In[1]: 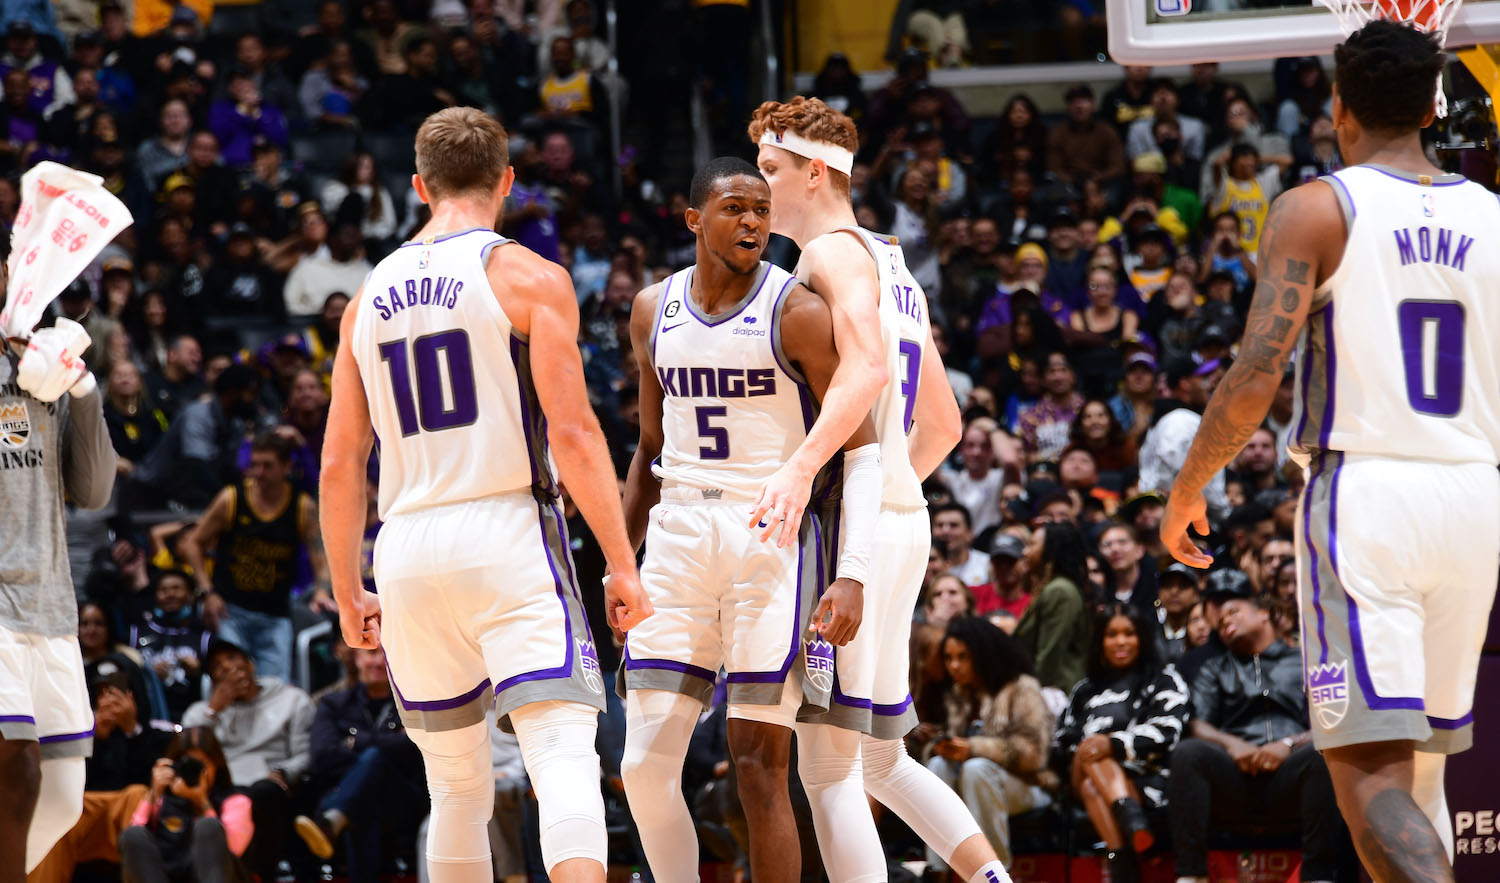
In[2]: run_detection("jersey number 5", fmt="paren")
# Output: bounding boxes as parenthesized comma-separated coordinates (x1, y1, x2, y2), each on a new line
(1397, 300, 1465, 418)
(379, 330, 480, 436)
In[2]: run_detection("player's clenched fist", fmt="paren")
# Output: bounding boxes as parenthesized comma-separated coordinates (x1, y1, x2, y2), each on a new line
(17, 318, 96, 402)
(604, 571, 653, 636)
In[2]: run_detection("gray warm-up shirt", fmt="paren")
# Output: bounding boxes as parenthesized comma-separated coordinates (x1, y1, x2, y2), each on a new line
(0, 348, 118, 637)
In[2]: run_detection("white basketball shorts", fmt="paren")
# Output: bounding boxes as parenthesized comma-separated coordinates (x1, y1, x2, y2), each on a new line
(622, 485, 823, 718)
(0, 626, 93, 758)
(1298, 452, 1499, 754)
(799, 504, 929, 739)
(374, 492, 605, 734)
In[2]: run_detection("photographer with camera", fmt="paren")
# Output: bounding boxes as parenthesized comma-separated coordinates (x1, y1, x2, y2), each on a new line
(120, 727, 252, 883)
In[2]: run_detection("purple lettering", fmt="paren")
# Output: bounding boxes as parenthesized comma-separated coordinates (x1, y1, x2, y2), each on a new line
(718, 367, 745, 397)
(404, 279, 419, 306)
(419, 277, 433, 305)
(1394, 229, 1416, 265)
(1452, 235, 1474, 271)
(689, 367, 716, 397)
(657, 366, 678, 396)
(1435, 228, 1452, 267)
(374, 296, 391, 320)
(387, 286, 404, 313)
(746, 368, 776, 396)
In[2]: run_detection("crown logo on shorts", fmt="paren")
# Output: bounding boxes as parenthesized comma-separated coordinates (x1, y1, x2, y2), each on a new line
(700, 488, 723, 500)
(1307, 662, 1346, 689)
(804, 636, 835, 693)
(0, 403, 25, 422)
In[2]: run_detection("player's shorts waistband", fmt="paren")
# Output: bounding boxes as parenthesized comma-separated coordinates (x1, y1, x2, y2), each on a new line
(384, 488, 538, 521)
(660, 483, 755, 505)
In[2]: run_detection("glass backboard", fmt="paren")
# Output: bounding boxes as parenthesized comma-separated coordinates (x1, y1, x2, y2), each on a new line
(1106, 0, 1500, 64)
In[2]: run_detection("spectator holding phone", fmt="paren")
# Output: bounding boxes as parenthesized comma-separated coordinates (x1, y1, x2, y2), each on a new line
(120, 727, 253, 883)
(925, 616, 1056, 871)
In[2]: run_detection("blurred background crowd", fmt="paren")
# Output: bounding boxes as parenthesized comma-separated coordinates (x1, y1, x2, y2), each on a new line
(9, 0, 1407, 881)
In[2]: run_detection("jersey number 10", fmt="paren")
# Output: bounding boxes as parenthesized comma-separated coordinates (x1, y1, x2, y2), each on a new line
(1397, 300, 1465, 418)
(379, 330, 480, 436)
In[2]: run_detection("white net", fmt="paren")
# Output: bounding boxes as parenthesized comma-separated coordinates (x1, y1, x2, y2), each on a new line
(1314, 0, 1465, 115)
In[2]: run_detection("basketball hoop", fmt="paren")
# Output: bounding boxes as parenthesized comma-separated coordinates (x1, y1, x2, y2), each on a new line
(1315, 0, 1465, 116)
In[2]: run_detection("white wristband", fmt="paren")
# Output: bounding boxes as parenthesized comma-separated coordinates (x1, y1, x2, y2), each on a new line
(836, 443, 882, 586)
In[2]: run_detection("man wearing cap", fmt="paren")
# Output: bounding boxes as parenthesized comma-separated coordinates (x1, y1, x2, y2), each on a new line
(1110, 349, 1159, 441)
(0, 20, 73, 117)
(1046, 84, 1126, 188)
(1169, 590, 1341, 883)
(1126, 80, 1205, 162)
(1138, 357, 1230, 522)
(984, 534, 1031, 624)
(1156, 562, 1200, 662)
(1043, 209, 1089, 307)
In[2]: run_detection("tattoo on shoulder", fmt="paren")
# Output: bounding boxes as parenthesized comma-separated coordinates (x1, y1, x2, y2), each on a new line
(1283, 259, 1311, 285)
(1280, 287, 1300, 312)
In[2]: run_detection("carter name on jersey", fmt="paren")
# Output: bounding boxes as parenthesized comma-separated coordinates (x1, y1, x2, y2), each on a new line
(370, 275, 466, 320)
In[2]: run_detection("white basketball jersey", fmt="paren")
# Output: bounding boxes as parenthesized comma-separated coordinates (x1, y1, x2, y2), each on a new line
(352, 228, 554, 519)
(649, 262, 809, 500)
(834, 226, 928, 507)
(1290, 165, 1500, 466)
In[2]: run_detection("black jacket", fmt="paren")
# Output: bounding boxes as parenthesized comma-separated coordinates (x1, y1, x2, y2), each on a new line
(1190, 638, 1307, 745)
(309, 684, 423, 785)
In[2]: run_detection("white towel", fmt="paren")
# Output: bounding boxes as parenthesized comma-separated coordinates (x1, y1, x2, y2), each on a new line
(0, 161, 134, 340)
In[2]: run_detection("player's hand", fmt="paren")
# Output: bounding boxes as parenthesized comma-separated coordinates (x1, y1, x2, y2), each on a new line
(1161, 487, 1213, 568)
(338, 589, 382, 650)
(604, 570, 653, 637)
(1077, 734, 1114, 764)
(810, 577, 863, 646)
(749, 462, 812, 548)
(938, 737, 972, 762)
(16, 318, 95, 403)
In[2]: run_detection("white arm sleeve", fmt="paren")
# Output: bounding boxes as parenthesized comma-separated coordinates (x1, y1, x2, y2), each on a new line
(836, 443, 882, 586)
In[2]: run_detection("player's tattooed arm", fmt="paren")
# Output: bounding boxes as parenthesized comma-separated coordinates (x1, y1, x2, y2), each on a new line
(1172, 184, 1338, 496)
(1353, 788, 1454, 883)
(622, 282, 667, 552)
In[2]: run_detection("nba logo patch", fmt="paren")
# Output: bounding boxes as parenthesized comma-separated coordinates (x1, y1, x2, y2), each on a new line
(1307, 661, 1349, 729)
(0, 402, 30, 449)
(418, 249, 431, 269)
(1422, 194, 1436, 217)
(1155, 0, 1191, 14)
(577, 638, 603, 693)
(804, 637, 835, 693)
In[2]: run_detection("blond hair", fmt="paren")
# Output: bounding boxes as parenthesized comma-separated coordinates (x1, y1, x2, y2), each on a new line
(747, 96, 858, 200)
(414, 107, 509, 201)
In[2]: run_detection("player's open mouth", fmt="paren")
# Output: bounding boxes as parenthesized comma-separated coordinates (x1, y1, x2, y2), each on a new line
(736, 238, 760, 250)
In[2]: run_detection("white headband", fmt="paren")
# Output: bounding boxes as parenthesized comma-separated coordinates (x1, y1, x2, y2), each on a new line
(758, 129, 854, 176)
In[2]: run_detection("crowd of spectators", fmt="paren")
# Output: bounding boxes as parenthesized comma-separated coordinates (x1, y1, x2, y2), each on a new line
(9, 0, 1396, 880)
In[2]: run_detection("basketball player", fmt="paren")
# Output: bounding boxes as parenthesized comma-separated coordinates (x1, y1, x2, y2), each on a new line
(618, 156, 882, 883)
(752, 97, 1013, 883)
(0, 316, 117, 880)
(1161, 22, 1499, 883)
(320, 107, 651, 883)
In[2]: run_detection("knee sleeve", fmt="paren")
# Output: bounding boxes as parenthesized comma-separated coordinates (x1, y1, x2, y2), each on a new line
(1412, 751, 1452, 862)
(510, 700, 606, 873)
(794, 722, 885, 883)
(408, 721, 494, 876)
(862, 736, 981, 862)
(26, 756, 85, 873)
(621, 690, 700, 883)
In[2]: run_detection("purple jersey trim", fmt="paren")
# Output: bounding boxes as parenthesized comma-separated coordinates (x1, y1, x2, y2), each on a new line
(623, 654, 716, 683)
(510, 334, 543, 491)
(1303, 454, 1330, 666)
(390, 673, 492, 712)
(725, 512, 809, 685)
(1365, 165, 1467, 187)
(398, 227, 491, 248)
(768, 274, 805, 384)
(684, 263, 771, 328)
(1428, 712, 1474, 730)
(1293, 332, 1314, 448)
(872, 696, 914, 716)
(648, 271, 677, 365)
(0, 714, 37, 724)
(1317, 305, 1337, 449)
(1331, 452, 1424, 711)
(38, 729, 94, 744)
(494, 499, 578, 694)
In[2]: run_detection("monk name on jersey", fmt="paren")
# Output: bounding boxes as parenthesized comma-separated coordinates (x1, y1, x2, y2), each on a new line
(656, 366, 777, 399)
(369, 275, 466, 319)
(1392, 226, 1475, 271)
